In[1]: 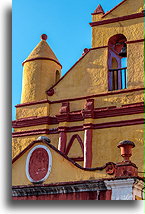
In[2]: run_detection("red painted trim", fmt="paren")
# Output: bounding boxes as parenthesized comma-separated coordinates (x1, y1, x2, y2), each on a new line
(126, 39, 144, 44)
(12, 118, 144, 138)
(15, 99, 50, 108)
(65, 134, 84, 156)
(12, 128, 58, 138)
(12, 116, 58, 128)
(50, 88, 144, 104)
(12, 191, 98, 200)
(22, 57, 62, 68)
(90, 12, 144, 27)
(91, 118, 144, 129)
(93, 102, 144, 119)
(102, 0, 127, 18)
(70, 157, 84, 161)
(89, 46, 108, 51)
(91, 12, 104, 15)
(105, 190, 112, 200)
(13, 102, 144, 128)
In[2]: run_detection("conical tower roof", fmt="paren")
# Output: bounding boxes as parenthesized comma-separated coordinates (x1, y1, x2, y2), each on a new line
(93, 4, 104, 14)
(22, 34, 62, 68)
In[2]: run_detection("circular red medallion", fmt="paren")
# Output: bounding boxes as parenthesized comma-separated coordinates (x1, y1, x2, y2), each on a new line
(28, 148, 49, 181)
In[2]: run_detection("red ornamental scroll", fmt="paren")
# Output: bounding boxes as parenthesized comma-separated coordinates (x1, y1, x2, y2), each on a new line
(29, 148, 49, 181)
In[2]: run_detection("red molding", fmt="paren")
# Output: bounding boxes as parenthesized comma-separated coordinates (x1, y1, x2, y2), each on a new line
(22, 57, 62, 68)
(50, 88, 144, 104)
(16, 87, 144, 108)
(15, 99, 50, 108)
(12, 118, 144, 138)
(70, 157, 84, 162)
(102, 0, 127, 18)
(93, 102, 144, 119)
(12, 128, 58, 138)
(126, 39, 144, 44)
(89, 46, 108, 51)
(12, 116, 58, 128)
(12, 102, 144, 128)
(92, 118, 144, 129)
(89, 12, 144, 27)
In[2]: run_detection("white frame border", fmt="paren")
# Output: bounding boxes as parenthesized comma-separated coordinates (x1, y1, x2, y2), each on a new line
(25, 145, 52, 183)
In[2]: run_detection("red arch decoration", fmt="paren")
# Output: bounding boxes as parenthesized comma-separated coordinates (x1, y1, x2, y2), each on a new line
(65, 134, 84, 161)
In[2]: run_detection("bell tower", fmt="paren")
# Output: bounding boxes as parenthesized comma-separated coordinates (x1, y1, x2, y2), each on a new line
(21, 34, 62, 103)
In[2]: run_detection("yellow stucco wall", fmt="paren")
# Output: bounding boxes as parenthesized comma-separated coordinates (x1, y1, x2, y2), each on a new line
(92, 18, 143, 48)
(16, 103, 50, 119)
(92, 124, 144, 172)
(49, 48, 108, 101)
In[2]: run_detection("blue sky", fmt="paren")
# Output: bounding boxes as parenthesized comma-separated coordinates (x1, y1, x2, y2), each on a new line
(12, 0, 122, 120)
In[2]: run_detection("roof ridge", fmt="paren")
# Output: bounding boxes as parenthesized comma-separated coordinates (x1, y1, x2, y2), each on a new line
(102, 0, 127, 18)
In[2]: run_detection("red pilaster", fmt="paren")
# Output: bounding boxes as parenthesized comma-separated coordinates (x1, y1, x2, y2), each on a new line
(83, 124, 92, 168)
(56, 102, 70, 153)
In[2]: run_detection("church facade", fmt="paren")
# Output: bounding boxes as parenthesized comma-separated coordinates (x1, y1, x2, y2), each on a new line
(12, 0, 145, 200)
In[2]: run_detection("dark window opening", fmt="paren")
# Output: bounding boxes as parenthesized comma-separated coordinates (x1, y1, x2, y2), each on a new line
(55, 70, 60, 83)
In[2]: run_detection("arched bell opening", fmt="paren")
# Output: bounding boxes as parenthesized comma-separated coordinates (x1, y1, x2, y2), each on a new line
(108, 34, 127, 91)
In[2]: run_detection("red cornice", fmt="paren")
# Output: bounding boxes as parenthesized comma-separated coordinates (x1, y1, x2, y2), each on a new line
(12, 116, 58, 128)
(102, 0, 127, 18)
(15, 99, 50, 108)
(89, 46, 108, 51)
(12, 129, 50, 138)
(50, 88, 144, 104)
(22, 57, 62, 68)
(91, 118, 144, 129)
(15, 88, 144, 108)
(89, 12, 144, 27)
(12, 102, 144, 128)
(12, 118, 144, 138)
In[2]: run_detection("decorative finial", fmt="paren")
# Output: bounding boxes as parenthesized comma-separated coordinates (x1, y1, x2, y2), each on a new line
(40, 34, 48, 41)
(117, 140, 135, 162)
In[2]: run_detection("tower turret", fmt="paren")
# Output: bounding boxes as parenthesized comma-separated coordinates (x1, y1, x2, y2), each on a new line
(21, 34, 62, 103)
